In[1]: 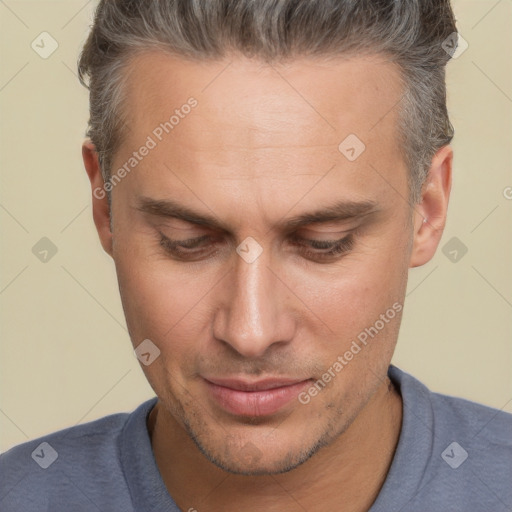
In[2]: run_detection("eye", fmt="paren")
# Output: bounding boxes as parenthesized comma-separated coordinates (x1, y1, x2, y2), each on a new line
(159, 232, 355, 263)
(159, 234, 217, 260)
(289, 234, 354, 261)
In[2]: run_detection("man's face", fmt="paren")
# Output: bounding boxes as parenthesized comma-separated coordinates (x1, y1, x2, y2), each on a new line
(108, 52, 414, 474)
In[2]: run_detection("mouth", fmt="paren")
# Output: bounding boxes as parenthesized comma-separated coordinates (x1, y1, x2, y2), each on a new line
(203, 376, 313, 417)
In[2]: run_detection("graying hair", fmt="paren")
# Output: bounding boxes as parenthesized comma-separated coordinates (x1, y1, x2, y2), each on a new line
(78, 0, 457, 203)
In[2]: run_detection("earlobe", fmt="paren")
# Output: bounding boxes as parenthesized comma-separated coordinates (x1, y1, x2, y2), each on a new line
(82, 141, 114, 257)
(409, 145, 453, 268)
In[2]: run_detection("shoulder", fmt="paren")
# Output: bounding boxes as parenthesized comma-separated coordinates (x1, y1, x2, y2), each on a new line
(428, 386, 512, 489)
(386, 365, 512, 510)
(0, 399, 156, 512)
(431, 387, 512, 445)
(1, 408, 129, 470)
(390, 364, 512, 446)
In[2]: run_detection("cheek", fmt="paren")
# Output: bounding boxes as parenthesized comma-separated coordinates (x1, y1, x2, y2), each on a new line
(114, 242, 205, 347)
(115, 255, 212, 394)
(290, 235, 409, 375)
(301, 248, 407, 330)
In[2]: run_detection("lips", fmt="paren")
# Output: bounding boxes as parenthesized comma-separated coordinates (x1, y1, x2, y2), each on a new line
(203, 376, 312, 417)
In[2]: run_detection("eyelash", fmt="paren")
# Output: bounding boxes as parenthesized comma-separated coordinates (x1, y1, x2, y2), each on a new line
(290, 234, 354, 260)
(159, 233, 355, 262)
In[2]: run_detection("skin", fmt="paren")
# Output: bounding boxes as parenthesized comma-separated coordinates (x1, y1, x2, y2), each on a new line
(83, 51, 452, 511)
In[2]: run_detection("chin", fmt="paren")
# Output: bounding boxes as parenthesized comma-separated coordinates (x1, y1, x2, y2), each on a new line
(184, 418, 335, 476)
(199, 445, 317, 476)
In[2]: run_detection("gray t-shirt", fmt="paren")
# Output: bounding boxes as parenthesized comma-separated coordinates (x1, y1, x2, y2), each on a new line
(1, 365, 511, 511)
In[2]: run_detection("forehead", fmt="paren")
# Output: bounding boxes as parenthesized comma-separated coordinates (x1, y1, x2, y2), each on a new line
(114, 51, 408, 221)
(121, 51, 404, 154)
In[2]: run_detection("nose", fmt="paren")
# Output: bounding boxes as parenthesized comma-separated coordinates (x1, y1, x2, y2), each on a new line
(212, 241, 295, 358)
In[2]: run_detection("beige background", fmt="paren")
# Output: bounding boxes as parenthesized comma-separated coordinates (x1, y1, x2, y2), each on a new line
(1, 0, 511, 453)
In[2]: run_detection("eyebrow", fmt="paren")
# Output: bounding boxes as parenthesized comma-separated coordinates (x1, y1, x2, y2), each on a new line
(135, 196, 379, 232)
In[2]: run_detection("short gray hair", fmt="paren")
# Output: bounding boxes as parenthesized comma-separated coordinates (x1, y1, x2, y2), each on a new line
(78, 0, 457, 203)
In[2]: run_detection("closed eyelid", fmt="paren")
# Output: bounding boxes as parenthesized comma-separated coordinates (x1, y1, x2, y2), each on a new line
(292, 230, 352, 241)
(159, 231, 352, 246)
(159, 231, 356, 257)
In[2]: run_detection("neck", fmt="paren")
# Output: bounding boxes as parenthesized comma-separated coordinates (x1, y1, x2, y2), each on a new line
(148, 377, 402, 512)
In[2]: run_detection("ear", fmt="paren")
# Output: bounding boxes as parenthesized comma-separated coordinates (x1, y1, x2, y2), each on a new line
(409, 145, 453, 268)
(82, 141, 114, 257)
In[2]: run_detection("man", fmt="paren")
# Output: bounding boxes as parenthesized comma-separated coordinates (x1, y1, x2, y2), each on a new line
(1, 0, 511, 510)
